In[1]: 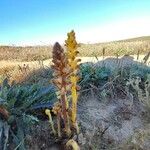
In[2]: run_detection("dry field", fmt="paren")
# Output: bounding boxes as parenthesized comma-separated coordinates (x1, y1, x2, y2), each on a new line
(0, 36, 150, 61)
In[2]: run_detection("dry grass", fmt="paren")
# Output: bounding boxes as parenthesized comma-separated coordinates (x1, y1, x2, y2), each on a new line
(78, 40, 150, 57)
(0, 45, 52, 61)
(0, 36, 150, 61)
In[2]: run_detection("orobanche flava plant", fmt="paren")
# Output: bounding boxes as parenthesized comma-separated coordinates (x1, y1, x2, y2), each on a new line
(65, 30, 81, 131)
(51, 42, 71, 136)
(45, 30, 80, 139)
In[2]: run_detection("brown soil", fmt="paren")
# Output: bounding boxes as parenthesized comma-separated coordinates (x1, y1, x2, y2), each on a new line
(22, 92, 150, 150)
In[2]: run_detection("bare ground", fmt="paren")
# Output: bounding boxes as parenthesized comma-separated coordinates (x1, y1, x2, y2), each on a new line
(24, 93, 150, 150)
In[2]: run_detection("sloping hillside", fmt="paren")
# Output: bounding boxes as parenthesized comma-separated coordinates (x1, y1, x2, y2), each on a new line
(0, 36, 150, 61)
(116, 36, 150, 42)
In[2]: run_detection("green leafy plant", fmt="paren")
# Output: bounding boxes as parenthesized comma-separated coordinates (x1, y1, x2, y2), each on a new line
(79, 64, 112, 89)
(0, 78, 56, 150)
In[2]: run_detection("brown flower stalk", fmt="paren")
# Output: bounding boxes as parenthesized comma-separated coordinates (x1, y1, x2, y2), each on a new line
(51, 42, 71, 135)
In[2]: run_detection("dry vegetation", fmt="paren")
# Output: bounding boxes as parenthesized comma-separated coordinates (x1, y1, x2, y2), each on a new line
(0, 36, 150, 61)
(0, 45, 52, 61)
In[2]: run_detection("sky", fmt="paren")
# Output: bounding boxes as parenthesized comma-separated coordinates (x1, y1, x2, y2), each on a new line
(0, 0, 150, 45)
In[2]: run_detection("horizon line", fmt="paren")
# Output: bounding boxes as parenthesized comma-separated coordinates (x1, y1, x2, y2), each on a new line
(0, 35, 150, 47)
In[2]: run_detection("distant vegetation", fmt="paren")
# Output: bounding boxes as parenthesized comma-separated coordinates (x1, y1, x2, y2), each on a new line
(0, 36, 150, 61)
(116, 36, 150, 42)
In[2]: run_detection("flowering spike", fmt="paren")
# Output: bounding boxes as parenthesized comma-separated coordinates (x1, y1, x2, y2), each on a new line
(65, 30, 80, 131)
(51, 42, 71, 136)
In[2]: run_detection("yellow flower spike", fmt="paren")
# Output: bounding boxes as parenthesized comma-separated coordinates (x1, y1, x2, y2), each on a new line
(65, 30, 81, 131)
(45, 109, 56, 135)
(69, 61, 78, 70)
(71, 76, 78, 83)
